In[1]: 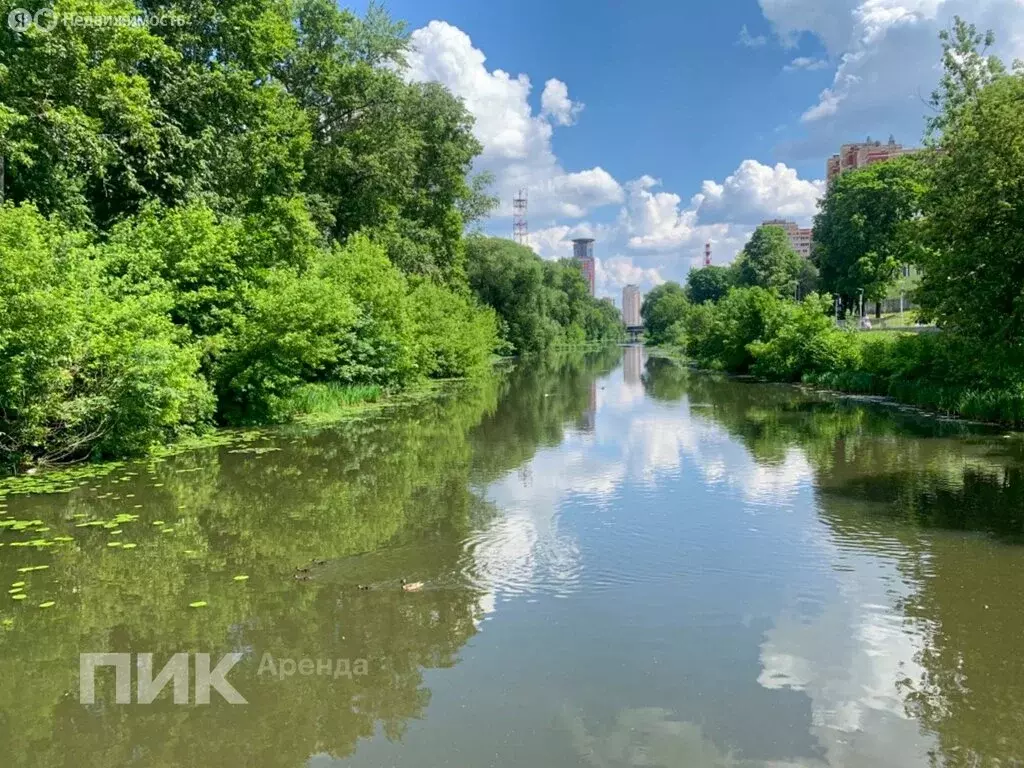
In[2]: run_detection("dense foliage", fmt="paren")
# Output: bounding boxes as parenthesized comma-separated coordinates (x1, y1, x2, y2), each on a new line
(0, 1, 621, 469)
(734, 225, 803, 294)
(686, 265, 736, 305)
(917, 66, 1024, 353)
(466, 237, 625, 353)
(813, 156, 930, 314)
(640, 282, 689, 346)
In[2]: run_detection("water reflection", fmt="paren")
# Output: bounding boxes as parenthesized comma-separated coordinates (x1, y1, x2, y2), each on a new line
(2, 348, 1024, 767)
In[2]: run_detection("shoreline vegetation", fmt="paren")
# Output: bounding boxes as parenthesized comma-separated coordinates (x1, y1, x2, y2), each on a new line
(0, 2, 624, 474)
(0, 345, 619, 494)
(641, 19, 1024, 429)
(646, 345, 1023, 430)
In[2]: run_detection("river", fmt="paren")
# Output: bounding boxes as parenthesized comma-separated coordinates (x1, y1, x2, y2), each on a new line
(1, 346, 1023, 767)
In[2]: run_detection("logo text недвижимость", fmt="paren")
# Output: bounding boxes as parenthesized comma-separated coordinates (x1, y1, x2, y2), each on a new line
(8, 7, 189, 34)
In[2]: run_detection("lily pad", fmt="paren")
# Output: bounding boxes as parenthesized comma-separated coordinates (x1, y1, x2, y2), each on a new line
(11, 594, 26, 601)
(38, 601, 55, 609)
(233, 575, 249, 582)
(189, 601, 208, 608)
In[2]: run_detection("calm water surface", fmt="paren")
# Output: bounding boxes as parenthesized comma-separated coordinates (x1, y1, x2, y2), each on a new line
(2, 346, 1024, 767)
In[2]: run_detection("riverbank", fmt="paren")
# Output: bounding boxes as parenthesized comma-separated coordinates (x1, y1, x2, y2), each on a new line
(648, 341, 1024, 429)
(0, 346, 622, 478)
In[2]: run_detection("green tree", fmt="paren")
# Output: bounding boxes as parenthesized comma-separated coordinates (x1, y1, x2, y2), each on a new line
(641, 282, 689, 344)
(735, 226, 803, 294)
(813, 157, 930, 316)
(0, 203, 214, 467)
(927, 16, 1009, 139)
(918, 66, 1024, 351)
(466, 237, 551, 354)
(408, 280, 500, 378)
(686, 265, 735, 304)
(0, 0, 182, 226)
(795, 259, 820, 300)
(582, 299, 626, 342)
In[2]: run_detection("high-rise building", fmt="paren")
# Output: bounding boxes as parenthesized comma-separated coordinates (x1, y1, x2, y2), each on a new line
(572, 238, 596, 296)
(827, 136, 920, 184)
(622, 284, 642, 327)
(762, 219, 813, 259)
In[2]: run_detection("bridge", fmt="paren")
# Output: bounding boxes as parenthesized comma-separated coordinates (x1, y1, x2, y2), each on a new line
(625, 325, 644, 343)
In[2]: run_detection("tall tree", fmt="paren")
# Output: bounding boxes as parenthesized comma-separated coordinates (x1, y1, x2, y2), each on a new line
(686, 265, 735, 304)
(813, 157, 930, 316)
(1, 0, 183, 226)
(641, 282, 688, 344)
(918, 64, 1024, 349)
(736, 226, 802, 294)
(927, 16, 1008, 139)
(466, 237, 551, 353)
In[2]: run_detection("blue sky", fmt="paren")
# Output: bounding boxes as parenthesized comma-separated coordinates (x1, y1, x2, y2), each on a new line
(357, 0, 1024, 300)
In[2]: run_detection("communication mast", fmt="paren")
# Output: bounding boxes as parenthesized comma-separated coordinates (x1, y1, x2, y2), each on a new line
(513, 189, 528, 246)
(704, 240, 712, 267)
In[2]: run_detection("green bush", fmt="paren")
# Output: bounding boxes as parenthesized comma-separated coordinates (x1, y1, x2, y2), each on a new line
(685, 287, 782, 372)
(214, 267, 361, 424)
(0, 204, 214, 468)
(749, 295, 859, 381)
(318, 234, 417, 386)
(102, 204, 249, 341)
(409, 280, 500, 378)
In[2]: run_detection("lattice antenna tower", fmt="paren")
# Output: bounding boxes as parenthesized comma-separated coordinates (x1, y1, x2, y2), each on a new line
(513, 189, 529, 246)
(704, 240, 712, 267)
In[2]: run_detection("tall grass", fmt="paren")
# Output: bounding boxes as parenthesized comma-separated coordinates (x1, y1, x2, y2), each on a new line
(281, 383, 384, 421)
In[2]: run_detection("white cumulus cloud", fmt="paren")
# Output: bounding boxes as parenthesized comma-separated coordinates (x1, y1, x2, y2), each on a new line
(541, 78, 584, 126)
(756, 0, 1024, 131)
(696, 160, 825, 224)
(614, 160, 822, 258)
(404, 21, 622, 219)
(597, 257, 666, 298)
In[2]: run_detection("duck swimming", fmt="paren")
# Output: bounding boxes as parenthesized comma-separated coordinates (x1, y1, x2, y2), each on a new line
(401, 579, 424, 592)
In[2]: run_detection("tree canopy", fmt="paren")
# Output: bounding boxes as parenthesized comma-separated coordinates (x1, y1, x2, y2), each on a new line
(813, 156, 930, 312)
(466, 237, 624, 354)
(641, 282, 689, 345)
(686, 265, 736, 304)
(735, 226, 803, 294)
(917, 63, 1024, 351)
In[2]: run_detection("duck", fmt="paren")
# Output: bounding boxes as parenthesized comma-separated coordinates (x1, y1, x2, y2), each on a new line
(401, 579, 424, 592)
(295, 573, 312, 582)
(357, 584, 371, 591)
